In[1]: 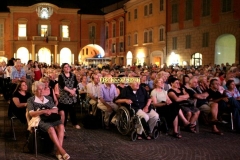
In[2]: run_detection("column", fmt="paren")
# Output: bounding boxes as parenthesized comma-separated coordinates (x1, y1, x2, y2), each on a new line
(31, 44, 35, 61)
(54, 45, 58, 64)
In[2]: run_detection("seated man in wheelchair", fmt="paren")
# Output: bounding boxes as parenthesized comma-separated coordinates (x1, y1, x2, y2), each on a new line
(98, 74, 119, 129)
(115, 79, 159, 140)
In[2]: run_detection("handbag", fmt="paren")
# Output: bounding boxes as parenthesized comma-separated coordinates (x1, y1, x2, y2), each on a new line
(40, 113, 61, 122)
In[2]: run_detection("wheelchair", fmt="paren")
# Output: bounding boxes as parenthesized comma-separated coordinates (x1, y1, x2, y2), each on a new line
(116, 104, 160, 141)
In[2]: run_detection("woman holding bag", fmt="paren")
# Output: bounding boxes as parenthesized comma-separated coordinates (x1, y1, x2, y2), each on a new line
(27, 81, 70, 160)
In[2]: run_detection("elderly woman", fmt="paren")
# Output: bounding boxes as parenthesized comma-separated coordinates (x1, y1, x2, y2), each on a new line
(151, 77, 191, 138)
(27, 81, 70, 160)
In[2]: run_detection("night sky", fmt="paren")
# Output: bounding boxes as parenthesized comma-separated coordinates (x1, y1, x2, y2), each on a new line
(0, 0, 127, 13)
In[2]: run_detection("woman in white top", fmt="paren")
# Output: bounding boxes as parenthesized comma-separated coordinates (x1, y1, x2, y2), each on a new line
(151, 77, 191, 138)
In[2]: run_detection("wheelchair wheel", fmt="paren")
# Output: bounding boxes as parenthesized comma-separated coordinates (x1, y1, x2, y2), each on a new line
(152, 127, 159, 139)
(117, 106, 131, 135)
(131, 131, 137, 141)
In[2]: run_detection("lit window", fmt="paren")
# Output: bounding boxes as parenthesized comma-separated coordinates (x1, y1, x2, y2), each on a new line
(41, 25, 48, 37)
(18, 24, 26, 37)
(62, 25, 69, 38)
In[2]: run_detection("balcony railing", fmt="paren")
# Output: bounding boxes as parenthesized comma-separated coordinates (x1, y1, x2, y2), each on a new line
(32, 36, 58, 41)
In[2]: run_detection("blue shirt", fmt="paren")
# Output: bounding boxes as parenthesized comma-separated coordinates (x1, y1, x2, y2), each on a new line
(11, 68, 26, 79)
(99, 84, 118, 102)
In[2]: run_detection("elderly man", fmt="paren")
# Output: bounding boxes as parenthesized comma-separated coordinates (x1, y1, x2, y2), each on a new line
(97, 74, 118, 128)
(116, 78, 159, 140)
(86, 73, 101, 115)
(186, 77, 221, 134)
(11, 61, 26, 83)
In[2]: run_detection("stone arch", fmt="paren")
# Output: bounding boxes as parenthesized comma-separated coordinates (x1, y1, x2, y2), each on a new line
(16, 47, 29, 64)
(38, 47, 51, 65)
(59, 47, 72, 65)
(215, 34, 236, 65)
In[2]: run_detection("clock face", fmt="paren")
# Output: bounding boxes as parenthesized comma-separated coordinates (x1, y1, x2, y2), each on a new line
(40, 8, 49, 19)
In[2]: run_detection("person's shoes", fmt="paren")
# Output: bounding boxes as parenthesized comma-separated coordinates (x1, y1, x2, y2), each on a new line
(212, 131, 224, 135)
(56, 154, 64, 160)
(221, 120, 228, 124)
(172, 132, 182, 139)
(74, 125, 81, 129)
(62, 153, 70, 160)
(137, 134, 143, 140)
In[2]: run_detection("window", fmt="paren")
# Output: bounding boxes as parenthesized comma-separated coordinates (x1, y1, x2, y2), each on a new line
(144, 5, 148, 16)
(128, 12, 131, 21)
(185, 0, 193, 20)
(172, 4, 178, 23)
(41, 25, 48, 37)
(160, 0, 164, 11)
(202, 32, 209, 47)
(185, 35, 191, 49)
(128, 35, 131, 46)
(144, 31, 148, 43)
(222, 0, 231, 12)
(149, 3, 153, 14)
(172, 37, 177, 50)
(62, 25, 69, 38)
(112, 43, 116, 53)
(112, 23, 116, 37)
(149, 30, 153, 42)
(120, 21, 124, 36)
(86, 48, 88, 55)
(105, 25, 109, 39)
(0, 23, 3, 51)
(134, 9, 138, 19)
(119, 42, 124, 52)
(134, 33, 138, 44)
(159, 27, 164, 41)
(18, 24, 27, 37)
(191, 53, 202, 67)
(202, 0, 210, 17)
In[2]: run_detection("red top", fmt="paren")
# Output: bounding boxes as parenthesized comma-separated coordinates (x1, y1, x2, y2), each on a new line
(34, 70, 42, 81)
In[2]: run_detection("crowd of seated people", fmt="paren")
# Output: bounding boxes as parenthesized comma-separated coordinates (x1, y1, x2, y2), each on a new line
(2, 58, 240, 158)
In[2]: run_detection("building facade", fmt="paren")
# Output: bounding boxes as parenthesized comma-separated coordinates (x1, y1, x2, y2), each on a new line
(0, 0, 239, 67)
(4, 3, 80, 65)
(166, 0, 240, 66)
(125, 0, 167, 67)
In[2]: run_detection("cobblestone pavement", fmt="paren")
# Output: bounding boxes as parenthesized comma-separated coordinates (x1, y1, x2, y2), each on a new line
(1, 98, 240, 160)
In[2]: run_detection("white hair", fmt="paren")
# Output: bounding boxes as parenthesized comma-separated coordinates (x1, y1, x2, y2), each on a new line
(32, 81, 45, 94)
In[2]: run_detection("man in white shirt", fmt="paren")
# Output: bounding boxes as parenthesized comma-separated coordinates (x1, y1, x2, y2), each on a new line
(86, 74, 101, 115)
